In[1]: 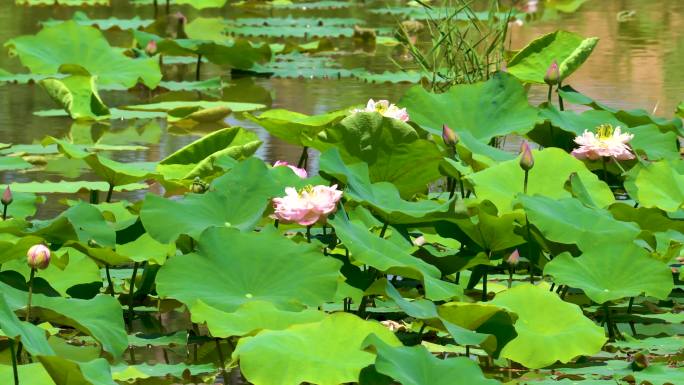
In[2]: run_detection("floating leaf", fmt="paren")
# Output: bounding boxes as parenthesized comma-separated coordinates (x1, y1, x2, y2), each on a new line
(246, 108, 346, 147)
(625, 160, 684, 212)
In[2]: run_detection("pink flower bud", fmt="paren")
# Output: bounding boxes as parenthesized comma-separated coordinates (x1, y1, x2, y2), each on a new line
(442, 124, 458, 147)
(544, 60, 560, 85)
(145, 40, 157, 56)
(273, 161, 308, 179)
(519, 141, 534, 171)
(507, 249, 520, 265)
(27, 244, 51, 270)
(1, 186, 12, 206)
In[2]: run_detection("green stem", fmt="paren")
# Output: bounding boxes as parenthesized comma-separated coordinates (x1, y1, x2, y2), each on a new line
(379, 222, 389, 238)
(297, 147, 309, 169)
(523, 170, 529, 194)
(481, 267, 488, 302)
(306, 226, 312, 243)
(105, 183, 114, 203)
(557, 81, 564, 111)
(215, 339, 229, 382)
(105, 265, 115, 297)
(525, 216, 534, 284)
(165, 0, 170, 14)
(9, 339, 19, 385)
(547, 84, 553, 104)
(612, 157, 627, 174)
(25, 268, 36, 322)
(127, 263, 140, 328)
(195, 54, 202, 81)
(2, 204, 7, 220)
(603, 303, 615, 340)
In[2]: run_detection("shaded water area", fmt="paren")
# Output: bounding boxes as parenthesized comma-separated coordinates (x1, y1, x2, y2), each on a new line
(0, 0, 683, 215)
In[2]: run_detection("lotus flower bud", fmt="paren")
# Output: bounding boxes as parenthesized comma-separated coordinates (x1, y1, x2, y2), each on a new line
(544, 60, 560, 85)
(519, 141, 534, 171)
(507, 249, 520, 266)
(27, 244, 51, 270)
(1, 186, 12, 206)
(442, 124, 458, 147)
(145, 40, 157, 56)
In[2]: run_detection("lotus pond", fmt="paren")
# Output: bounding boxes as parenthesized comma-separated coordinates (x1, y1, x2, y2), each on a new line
(1, 0, 683, 385)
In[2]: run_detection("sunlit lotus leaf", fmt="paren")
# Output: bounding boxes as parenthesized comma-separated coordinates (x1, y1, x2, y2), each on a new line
(609, 204, 684, 235)
(156, 226, 341, 312)
(38, 356, 117, 385)
(0, 189, 41, 219)
(454, 203, 526, 252)
(111, 363, 217, 382)
(320, 149, 452, 224)
(507, 30, 598, 84)
(35, 108, 165, 120)
(233, 313, 400, 385)
(330, 214, 462, 301)
(467, 148, 613, 212)
(155, 77, 223, 92)
(364, 334, 500, 385)
(157, 126, 261, 180)
(115, 233, 175, 265)
(246, 108, 347, 147)
(39, 72, 110, 121)
(322, 112, 443, 197)
(121, 100, 265, 113)
(624, 160, 684, 212)
(0, 68, 57, 84)
(0, 181, 147, 194)
(0, 281, 127, 357)
(2, 247, 101, 297)
(0, 363, 54, 385)
(32, 201, 115, 246)
(191, 300, 325, 337)
(0, 156, 32, 171)
(400, 72, 540, 141)
(491, 284, 606, 369)
(544, 243, 674, 303)
(0, 235, 44, 265)
(5, 21, 161, 88)
(0, 294, 54, 355)
(42, 12, 153, 30)
(142, 158, 306, 242)
(518, 195, 640, 251)
(95, 121, 162, 147)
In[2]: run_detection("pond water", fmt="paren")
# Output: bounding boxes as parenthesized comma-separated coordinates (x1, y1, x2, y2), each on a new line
(0, 0, 682, 202)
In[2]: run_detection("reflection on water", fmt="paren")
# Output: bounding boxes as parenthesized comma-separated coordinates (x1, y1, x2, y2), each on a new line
(0, 0, 682, 198)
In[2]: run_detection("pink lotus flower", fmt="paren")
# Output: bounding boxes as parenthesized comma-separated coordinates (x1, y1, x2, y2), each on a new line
(272, 185, 343, 226)
(351, 99, 409, 122)
(273, 161, 308, 178)
(571, 124, 635, 160)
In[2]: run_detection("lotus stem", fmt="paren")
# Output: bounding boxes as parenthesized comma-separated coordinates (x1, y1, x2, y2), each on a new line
(557, 81, 564, 111)
(379, 222, 389, 238)
(627, 297, 638, 336)
(195, 54, 202, 81)
(165, 0, 170, 14)
(547, 84, 553, 104)
(153, 0, 158, 18)
(507, 265, 513, 289)
(105, 265, 115, 297)
(215, 339, 229, 382)
(603, 303, 615, 340)
(523, 169, 529, 194)
(612, 157, 627, 174)
(105, 183, 114, 203)
(128, 345, 136, 364)
(306, 226, 312, 243)
(9, 338, 19, 385)
(2, 205, 7, 220)
(481, 267, 488, 302)
(296, 146, 309, 169)
(127, 262, 140, 329)
(25, 268, 36, 322)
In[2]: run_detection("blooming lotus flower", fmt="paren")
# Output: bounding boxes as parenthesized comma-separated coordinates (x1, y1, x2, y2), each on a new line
(571, 124, 635, 160)
(27, 244, 51, 270)
(272, 185, 342, 226)
(351, 99, 409, 122)
(273, 161, 308, 179)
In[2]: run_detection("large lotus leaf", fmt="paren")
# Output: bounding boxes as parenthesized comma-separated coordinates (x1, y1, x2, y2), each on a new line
(0, 156, 32, 171)
(453, 204, 526, 252)
(111, 363, 217, 382)
(233, 313, 400, 385)
(491, 284, 606, 369)
(0, 235, 44, 265)
(322, 112, 443, 197)
(191, 300, 325, 338)
(141, 158, 303, 243)
(0, 281, 127, 357)
(468, 148, 613, 212)
(319, 149, 452, 224)
(0, 363, 54, 385)
(38, 356, 117, 385)
(518, 195, 640, 251)
(121, 100, 265, 113)
(544, 243, 674, 303)
(5, 21, 161, 88)
(507, 30, 599, 84)
(0, 294, 54, 356)
(39, 73, 110, 121)
(157, 126, 261, 180)
(624, 161, 684, 212)
(115, 234, 175, 265)
(365, 335, 500, 385)
(246, 108, 347, 147)
(156, 226, 341, 312)
(42, 12, 153, 31)
(31, 201, 115, 246)
(399, 72, 540, 141)
(330, 214, 461, 301)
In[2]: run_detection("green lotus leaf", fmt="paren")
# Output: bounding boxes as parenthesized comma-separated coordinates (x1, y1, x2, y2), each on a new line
(0, 281, 127, 357)
(246, 108, 347, 147)
(191, 300, 325, 337)
(115, 233, 175, 265)
(0, 235, 44, 265)
(518, 195, 640, 251)
(31, 202, 115, 246)
(39, 72, 110, 121)
(399, 72, 540, 141)
(0, 294, 54, 356)
(131, 0, 226, 8)
(142, 158, 305, 242)
(364, 334, 500, 385)
(453, 203, 526, 252)
(5, 21, 161, 88)
(437, 301, 517, 353)
(226, 24, 354, 38)
(609, 204, 684, 234)
(467, 148, 614, 213)
(121, 100, 264, 113)
(544, 243, 674, 303)
(330, 214, 462, 301)
(42, 12, 153, 30)
(322, 112, 443, 197)
(16, 0, 109, 4)
(0, 363, 54, 385)
(0, 156, 33, 171)
(157, 126, 261, 181)
(625, 160, 684, 212)
(0, 181, 147, 194)
(156, 226, 341, 312)
(507, 30, 599, 84)
(248, 52, 359, 79)
(111, 363, 217, 382)
(232, 16, 363, 27)
(0, 189, 41, 219)
(38, 356, 117, 385)
(491, 284, 607, 369)
(319, 149, 452, 224)
(233, 313, 400, 385)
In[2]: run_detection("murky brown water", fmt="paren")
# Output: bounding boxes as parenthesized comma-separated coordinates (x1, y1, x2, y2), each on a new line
(0, 0, 682, 190)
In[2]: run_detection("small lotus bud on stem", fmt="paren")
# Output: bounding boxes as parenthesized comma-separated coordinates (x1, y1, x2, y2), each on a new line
(25, 244, 50, 322)
(519, 141, 534, 194)
(1, 186, 12, 220)
(145, 40, 158, 56)
(442, 124, 458, 149)
(507, 249, 520, 266)
(544, 60, 560, 86)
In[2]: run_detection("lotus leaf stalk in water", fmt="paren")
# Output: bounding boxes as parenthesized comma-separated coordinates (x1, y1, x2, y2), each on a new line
(272, 185, 342, 226)
(273, 160, 308, 178)
(351, 99, 409, 122)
